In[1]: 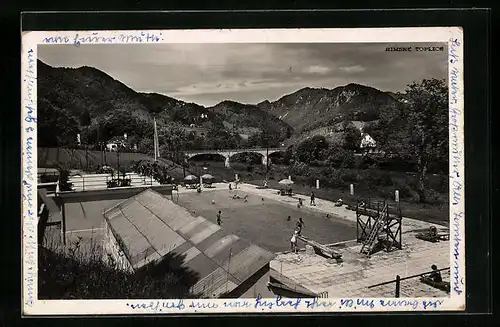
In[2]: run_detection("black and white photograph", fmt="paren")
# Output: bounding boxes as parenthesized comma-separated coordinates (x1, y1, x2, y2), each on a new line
(22, 28, 465, 314)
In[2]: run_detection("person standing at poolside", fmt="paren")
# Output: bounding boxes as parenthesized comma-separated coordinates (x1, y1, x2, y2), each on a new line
(217, 211, 222, 226)
(310, 192, 316, 206)
(290, 231, 299, 254)
(296, 218, 305, 235)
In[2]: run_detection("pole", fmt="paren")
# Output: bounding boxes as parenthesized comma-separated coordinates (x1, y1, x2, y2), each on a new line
(153, 117, 158, 162)
(117, 147, 120, 182)
(395, 275, 401, 298)
(61, 202, 66, 246)
(226, 248, 232, 295)
(103, 143, 107, 165)
(356, 207, 359, 242)
(266, 141, 269, 180)
(85, 144, 89, 170)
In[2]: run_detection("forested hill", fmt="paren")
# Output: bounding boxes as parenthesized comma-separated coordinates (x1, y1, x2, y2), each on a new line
(257, 83, 398, 134)
(37, 60, 292, 149)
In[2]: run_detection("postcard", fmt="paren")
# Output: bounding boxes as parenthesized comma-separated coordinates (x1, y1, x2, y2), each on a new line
(21, 27, 464, 315)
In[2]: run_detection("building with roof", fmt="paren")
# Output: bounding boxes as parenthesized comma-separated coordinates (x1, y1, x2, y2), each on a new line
(106, 136, 126, 152)
(359, 133, 378, 154)
(102, 189, 276, 299)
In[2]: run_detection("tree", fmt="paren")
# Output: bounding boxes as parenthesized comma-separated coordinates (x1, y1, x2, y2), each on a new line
(159, 126, 189, 162)
(38, 99, 80, 147)
(80, 109, 92, 126)
(293, 135, 329, 163)
(204, 121, 242, 150)
(325, 143, 355, 168)
(343, 122, 362, 151)
(379, 78, 448, 202)
(247, 130, 280, 148)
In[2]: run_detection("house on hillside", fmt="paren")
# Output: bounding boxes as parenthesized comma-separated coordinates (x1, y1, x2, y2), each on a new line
(359, 133, 377, 154)
(106, 135, 131, 152)
(184, 126, 208, 138)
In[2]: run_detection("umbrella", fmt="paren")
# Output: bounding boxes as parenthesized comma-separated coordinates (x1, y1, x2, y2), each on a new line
(278, 179, 294, 186)
(184, 175, 197, 183)
(201, 174, 214, 180)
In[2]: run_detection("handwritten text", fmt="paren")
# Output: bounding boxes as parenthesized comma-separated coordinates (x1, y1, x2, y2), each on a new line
(23, 47, 37, 307)
(42, 31, 164, 46)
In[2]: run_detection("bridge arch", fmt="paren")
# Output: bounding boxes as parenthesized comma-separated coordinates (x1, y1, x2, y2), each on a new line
(184, 148, 284, 168)
(228, 151, 265, 165)
(186, 153, 227, 163)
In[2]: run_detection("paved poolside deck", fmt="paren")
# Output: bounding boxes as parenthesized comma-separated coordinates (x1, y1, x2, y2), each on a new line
(221, 183, 451, 298)
(269, 230, 450, 298)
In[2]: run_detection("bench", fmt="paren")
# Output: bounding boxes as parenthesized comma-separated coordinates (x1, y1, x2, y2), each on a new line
(297, 235, 342, 262)
(420, 277, 450, 293)
(416, 232, 449, 243)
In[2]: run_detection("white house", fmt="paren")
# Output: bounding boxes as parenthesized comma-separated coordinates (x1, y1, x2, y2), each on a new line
(359, 133, 377, 153)
(106, 136, 127, 152)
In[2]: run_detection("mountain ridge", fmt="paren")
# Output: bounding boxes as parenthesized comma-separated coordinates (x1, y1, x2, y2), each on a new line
(37, 60, 292, 145)
(37, 60, 398, 148)
(259, 83, 397, 133)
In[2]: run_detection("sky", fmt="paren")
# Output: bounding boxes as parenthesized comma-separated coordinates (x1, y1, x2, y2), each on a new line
(38, 43, 448, 107)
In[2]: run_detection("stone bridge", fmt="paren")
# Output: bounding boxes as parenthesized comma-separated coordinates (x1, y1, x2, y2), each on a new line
(183, 148, 284, 167)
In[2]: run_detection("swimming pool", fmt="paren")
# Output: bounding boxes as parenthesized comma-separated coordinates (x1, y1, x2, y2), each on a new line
(176, 189, 357, 253)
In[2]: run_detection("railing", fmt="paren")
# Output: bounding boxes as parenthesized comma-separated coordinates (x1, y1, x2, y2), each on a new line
(183, 148, 283, 155)
(67, 173, 158, 192)
(368, 267, 450, 297)
(38, 182, 58, 195)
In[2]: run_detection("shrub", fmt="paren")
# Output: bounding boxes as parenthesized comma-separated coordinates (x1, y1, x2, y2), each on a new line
(358, 155, 377, 169)
(365, 169, 393, 187)
(340, 151, 356, 168)
(57, 167, 73, 191)
(423, 188, 446, 205)
(97, 165, 113, 174)
(40, 174, 59, 183)
(392, 178, 416, 199)
(289, 161, 310, 177)
(120, 178, 132, 187)
(38, 236, 200, 299)
(107, 179, 119, 188)
(340, 170, 358, 183)
(309, 160, 327, 167)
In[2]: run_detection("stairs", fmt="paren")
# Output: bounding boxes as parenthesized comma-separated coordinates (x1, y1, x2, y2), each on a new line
(360, 203, 388, 256)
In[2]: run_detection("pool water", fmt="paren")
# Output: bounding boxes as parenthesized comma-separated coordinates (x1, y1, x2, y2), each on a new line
(176, 190, 357, 253)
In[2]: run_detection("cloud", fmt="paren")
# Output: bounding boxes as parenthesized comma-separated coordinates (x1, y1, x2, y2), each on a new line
(38, 42, 448, 106)
(339, 65, 366, 73)
(170, 78, 311, 99)
(304, 65, 331, 74)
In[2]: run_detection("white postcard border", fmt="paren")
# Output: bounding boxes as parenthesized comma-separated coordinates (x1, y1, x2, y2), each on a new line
(21, 27, 465, 315)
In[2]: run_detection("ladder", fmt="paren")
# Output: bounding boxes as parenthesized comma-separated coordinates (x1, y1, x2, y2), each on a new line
(360, 203, 388, 255)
